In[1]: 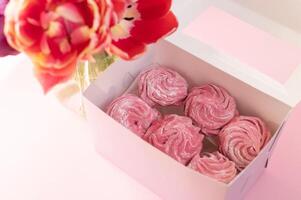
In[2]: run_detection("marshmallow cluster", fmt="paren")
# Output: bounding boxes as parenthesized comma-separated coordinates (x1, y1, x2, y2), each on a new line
(106, 67, 271, 183)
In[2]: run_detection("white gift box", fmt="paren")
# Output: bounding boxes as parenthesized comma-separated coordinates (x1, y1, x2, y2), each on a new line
(83, 1, 301, 199)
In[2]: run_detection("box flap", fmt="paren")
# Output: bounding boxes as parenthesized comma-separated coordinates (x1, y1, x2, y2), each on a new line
(168, 0, 301, 107)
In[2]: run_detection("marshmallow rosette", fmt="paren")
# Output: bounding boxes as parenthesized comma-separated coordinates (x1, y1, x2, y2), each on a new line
(189, 151, 237, 183)
(143, 114, 204, 165)
(106, 94, 161, 137)
(219, 116, 271, 170)
(185, 84, 237, 135)
(138, 67, 188, 107)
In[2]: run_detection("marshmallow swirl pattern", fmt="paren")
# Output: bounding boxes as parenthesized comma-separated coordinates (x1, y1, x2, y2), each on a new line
(185, 84, 237, 135)
(144, 114, 204, 165)
(219, 116, 271, 170)
(138, 67, 188, 106)
(106, 94, 161, 137)
(189, 151, 237, 183)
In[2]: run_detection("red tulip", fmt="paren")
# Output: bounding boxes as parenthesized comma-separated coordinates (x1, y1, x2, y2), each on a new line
(109, 0, 178, 60)
(3, 0, 178, 93)
(4, 0, 115, 93)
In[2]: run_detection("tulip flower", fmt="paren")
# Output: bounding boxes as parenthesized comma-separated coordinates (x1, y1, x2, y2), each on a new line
(4, 0, 115, 93)
(109, 0, 178, 60)
(3, 0, 178, 93)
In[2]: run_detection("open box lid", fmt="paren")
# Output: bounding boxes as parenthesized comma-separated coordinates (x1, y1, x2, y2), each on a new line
(168, 0, 301, 107)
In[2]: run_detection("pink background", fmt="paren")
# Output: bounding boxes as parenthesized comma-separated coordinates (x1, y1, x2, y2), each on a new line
(0, 58, 301, 200)
(183, 6, 301, 84)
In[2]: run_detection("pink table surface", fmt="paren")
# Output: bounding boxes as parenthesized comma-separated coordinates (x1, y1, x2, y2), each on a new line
(0, 59, 300, 200)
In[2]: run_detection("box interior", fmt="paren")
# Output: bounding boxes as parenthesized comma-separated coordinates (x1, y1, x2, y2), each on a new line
(89, 41, 291, 136)
(84, 40, 292, 200)
(84, 41, 291, 191)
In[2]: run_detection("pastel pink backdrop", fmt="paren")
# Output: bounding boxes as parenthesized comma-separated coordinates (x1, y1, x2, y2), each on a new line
(0, 56, 300, 200)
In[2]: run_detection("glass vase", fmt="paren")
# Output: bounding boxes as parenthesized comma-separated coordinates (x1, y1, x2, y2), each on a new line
(53, 52, 115, 117)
